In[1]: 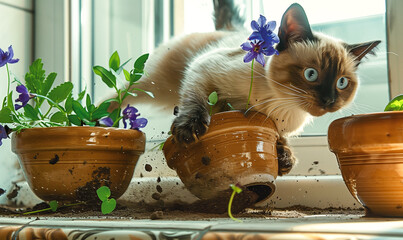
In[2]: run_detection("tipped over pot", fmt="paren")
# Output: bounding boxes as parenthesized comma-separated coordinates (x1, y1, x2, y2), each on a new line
(163, 111, 279, 207)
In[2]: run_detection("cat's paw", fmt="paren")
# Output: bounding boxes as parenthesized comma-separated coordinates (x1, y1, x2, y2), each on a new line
(171, 107, 210, 144)
(276, 138, 296, 176)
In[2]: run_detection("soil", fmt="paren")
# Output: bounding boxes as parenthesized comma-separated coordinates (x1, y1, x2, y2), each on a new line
(0, 200, 365, 221)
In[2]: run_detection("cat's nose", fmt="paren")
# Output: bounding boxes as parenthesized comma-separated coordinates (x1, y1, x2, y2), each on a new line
(321, 96, 336, 107)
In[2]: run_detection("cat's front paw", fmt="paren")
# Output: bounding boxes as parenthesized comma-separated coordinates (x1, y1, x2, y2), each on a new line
(171, 107, 210, 144)
(276, 138, 296, 176)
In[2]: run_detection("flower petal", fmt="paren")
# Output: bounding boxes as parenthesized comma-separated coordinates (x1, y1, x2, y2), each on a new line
(243, 51, 256, 63)
(266, 21, 276, 32)
(258, 15, 267, 28)
(99, 117, 114, 127)
(240, 41, 253, 51)
(250, 20, 259, 31)
(131, 118, 148, 129)
(14, 104, 23, 111)
(7, 46, 14, 60)
(248, 32, 263, 42)
(256, 53, 266, 66)
(16, 85, 29, 94)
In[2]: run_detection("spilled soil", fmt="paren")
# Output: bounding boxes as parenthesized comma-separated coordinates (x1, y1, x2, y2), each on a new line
(0, 200, 365, 221)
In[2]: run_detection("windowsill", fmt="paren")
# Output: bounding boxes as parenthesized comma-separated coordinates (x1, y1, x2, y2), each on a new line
(2, 212, 403, 239)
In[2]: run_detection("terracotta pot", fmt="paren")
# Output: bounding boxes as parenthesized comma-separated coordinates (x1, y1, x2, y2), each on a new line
(11, 126, 145, 202)
(328, 111, 403, 217)
(163, 111, 279, 204)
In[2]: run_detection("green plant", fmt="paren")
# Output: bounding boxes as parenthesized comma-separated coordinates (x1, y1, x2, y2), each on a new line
(385, 95, 403, 111)
(97, 186, 116, 214)
(207, 91, 218, 116)
(0, 47, 152, 146)
(228, 184, 243, 222)
(22, 200, 84, 215)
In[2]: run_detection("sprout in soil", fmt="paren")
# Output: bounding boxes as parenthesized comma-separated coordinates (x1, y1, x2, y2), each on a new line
(97, 186, 117, 214)
(228, 183, 243, 222)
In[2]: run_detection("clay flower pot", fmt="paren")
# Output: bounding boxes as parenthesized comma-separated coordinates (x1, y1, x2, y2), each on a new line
(328, 111, 403, 217)
(163, 111, 279, 205)
(11, 126, 145, 202)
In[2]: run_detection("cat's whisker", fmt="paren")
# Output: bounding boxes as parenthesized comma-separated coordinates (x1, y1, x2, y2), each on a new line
(245, 97, 300, 114)
(291, 83, 308, 94)
(250, 69, 308, 95)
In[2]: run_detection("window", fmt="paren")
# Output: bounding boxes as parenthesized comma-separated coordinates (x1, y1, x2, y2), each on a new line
(1, 0, 399, 209)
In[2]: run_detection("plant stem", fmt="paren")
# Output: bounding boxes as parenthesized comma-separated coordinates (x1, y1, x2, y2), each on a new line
(22, 202, 85, 215)
(228, 189, 242, 223)
(6, 64, 10, 107)
(246, 59, 254, 110)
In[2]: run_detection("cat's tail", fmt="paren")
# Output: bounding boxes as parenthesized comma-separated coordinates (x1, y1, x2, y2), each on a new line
(213, 0, 244, 31)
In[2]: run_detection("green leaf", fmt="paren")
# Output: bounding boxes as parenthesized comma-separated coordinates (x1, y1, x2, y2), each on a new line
(68, 114, 82, 126)
(208, 91, 218, 106)
(25, 59, 46, 94)
(227, 102, 235, 110)
(83, 119, 97, 126)
(117, 58, 132, 75)
(133, 53, 149, 72)
(50, 112, 67, 123)
(47, 82, 74, 104)
(93, 66, 116, 89)
(101, 198, 116, 214)
(0, 108, 13, 123)
(24, 104, 39, 120)
(97, 186, 111, 202)
(42, 72, 57, 96)
(72, 100, 90, 120)
(65, 93, 73, 113)
(109, 51, 120, 71)
(7, 92, 13, 111)
(109, 108, 120, 126)
(77, 87, 86, 101)
(123, 69, 131, 81)
(385, 95, 403, 111)
(86, 94, 92, 111)
(230, 184, 243, 194)
(129, 72, 144, 83)
(92, 101, 111, 120)
(49, 200, 58, 212)
(131, 88, 154, 98)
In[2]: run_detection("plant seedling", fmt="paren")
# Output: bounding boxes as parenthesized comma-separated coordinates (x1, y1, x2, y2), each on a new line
(207, 91, 218, 116)
(228, 184, 243, 222)
(97, 186, 116, 214)
(22, 200, 84, 215)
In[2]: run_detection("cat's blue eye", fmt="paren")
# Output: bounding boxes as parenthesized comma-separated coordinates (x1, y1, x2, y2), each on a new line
(304, 68, 318, 82)
(337, 77, 349, 90)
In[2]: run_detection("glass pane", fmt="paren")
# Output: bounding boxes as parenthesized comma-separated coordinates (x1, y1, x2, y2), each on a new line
(89, 0, 389, 138)
(256, 0, 389, 136)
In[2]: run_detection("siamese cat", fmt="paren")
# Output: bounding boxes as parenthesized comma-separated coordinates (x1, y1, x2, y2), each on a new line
(123, 1, 380, 175)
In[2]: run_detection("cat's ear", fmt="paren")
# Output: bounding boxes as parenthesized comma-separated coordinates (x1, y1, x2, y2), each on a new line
(347, 40, 381, 65)
(276, 3, 314, 52)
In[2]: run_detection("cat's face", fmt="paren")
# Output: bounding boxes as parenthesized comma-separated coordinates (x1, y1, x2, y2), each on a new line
(269, 3, 380, 117)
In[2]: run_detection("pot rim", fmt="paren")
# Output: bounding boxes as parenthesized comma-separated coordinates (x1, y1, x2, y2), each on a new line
(330, 111, 403, 123)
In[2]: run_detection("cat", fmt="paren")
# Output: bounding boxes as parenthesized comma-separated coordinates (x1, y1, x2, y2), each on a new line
(122, 1, 380, 176)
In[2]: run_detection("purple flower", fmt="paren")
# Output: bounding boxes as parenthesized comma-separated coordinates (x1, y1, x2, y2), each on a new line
(249, 15, 280, 48)
(0, 124, 8, 146)
(99, 117, 114, 127)
(241, 15, 279, 67)
(241, 40, 267, 66)
(15, 85, 36, 110)
(0, 45, 19, 68)
(122, 104, 148, 129)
